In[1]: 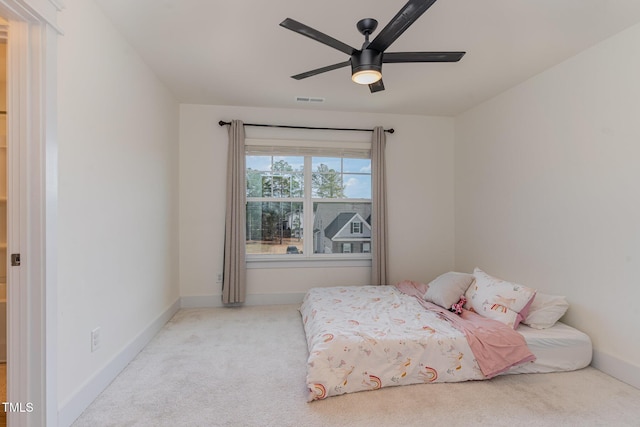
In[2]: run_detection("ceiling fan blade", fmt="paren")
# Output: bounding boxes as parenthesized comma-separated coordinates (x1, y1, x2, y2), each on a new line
(280, 18, 356, 56)
(368, 0, 438, 52)
(291, 60, 352, 80)
(383, 51, 465, 63)
(369, 79, 385, 93)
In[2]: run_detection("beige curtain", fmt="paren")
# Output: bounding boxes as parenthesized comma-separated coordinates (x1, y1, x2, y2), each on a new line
(222, 120, 247, 304)
(371, 126, 388, 285)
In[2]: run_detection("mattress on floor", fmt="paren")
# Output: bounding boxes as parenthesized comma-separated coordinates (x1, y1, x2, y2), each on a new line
(507, 322, 592, 374)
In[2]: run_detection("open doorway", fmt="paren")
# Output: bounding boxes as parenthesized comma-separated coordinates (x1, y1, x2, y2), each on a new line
(0, 0, 60, 423)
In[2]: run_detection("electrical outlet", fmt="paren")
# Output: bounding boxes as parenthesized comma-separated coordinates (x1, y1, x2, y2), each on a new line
(91, 327, 101, 352)
(216, 273, 223, 283)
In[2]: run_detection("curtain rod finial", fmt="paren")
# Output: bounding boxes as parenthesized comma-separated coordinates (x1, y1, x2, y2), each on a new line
(219, 120, 229, 127)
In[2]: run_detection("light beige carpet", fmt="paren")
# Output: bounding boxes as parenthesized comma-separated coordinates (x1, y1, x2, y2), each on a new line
(73, 305, 640, 426)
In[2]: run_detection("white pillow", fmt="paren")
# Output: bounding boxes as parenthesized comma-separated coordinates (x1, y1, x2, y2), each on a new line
(464, 268, 536, 329)
(523, 292, 569, 329)
(424, 272, 475, 309)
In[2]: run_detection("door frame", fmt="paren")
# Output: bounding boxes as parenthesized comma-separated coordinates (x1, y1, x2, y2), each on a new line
(0, 1, 60, 426)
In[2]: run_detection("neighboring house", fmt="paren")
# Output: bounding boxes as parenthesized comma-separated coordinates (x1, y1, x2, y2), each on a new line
(313, 204, 372, 254)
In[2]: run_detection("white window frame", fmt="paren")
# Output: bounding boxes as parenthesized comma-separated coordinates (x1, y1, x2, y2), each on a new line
(245, 138, 373, 268)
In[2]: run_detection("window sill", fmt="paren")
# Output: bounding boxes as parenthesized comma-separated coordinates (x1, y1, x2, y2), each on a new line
(246, 255, 372, 269)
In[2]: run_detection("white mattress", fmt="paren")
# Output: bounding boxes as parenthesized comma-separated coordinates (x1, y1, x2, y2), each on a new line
(506, 322, 592, 374)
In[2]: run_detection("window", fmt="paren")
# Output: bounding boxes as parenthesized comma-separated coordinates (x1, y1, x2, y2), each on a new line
(245, 144, 372, 261)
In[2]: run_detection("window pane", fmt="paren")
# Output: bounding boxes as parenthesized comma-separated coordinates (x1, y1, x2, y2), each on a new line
(247, 155, 303, 198)
(271, 173, 303, 198)
(312, 157, 344, 198)
(313, 202, 371, 254)
(343, 158, 371, 173)
(247, 156, 270, 197)
(343, 174, 371, 199)
(246, 202, 303, 254)
(312, 172, 346, 198)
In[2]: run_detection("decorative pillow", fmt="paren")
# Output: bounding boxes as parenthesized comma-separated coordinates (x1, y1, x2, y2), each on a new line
(464, 268, 536, 329)
(424, 272, 475, 310)
(523, 292, 569, 329)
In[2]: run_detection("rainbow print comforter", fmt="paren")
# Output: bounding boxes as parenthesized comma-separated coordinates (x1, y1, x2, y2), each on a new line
(300, 284, 534, 401)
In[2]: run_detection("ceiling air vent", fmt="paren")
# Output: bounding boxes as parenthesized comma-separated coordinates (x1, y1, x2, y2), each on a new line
(296, 96, 325, 104)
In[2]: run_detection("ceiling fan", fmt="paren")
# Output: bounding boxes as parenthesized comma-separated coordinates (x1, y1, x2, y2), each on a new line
(280, 0, 465, 93)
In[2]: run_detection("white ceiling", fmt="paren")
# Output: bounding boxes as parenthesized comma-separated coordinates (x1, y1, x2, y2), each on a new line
(93, 0, 640, 116)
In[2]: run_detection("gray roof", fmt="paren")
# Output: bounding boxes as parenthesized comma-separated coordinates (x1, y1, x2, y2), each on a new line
(324, 212, 357, 240)
(313, 203, 372, 235)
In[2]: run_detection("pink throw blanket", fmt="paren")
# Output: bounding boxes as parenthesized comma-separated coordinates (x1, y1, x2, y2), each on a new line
(396, 280, 536, 378)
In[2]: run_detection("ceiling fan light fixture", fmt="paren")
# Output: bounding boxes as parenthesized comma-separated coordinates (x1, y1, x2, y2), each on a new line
(352, 68, 382, 85)
(351, 49, 383, 85)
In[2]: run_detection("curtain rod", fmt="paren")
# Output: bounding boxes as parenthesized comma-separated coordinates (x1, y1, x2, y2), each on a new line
(218, 120, 394, 134)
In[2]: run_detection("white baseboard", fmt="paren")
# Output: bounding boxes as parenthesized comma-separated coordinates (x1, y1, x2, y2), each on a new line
(180, 292, 306, 308)
(591, 349, 640, 390)
(58, 298, 181, 427)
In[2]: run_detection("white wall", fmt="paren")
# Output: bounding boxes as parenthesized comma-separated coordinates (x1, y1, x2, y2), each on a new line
(179, 104, 455, 304)
(57, 0, 180, 416)
(455, 23, 640, 384)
